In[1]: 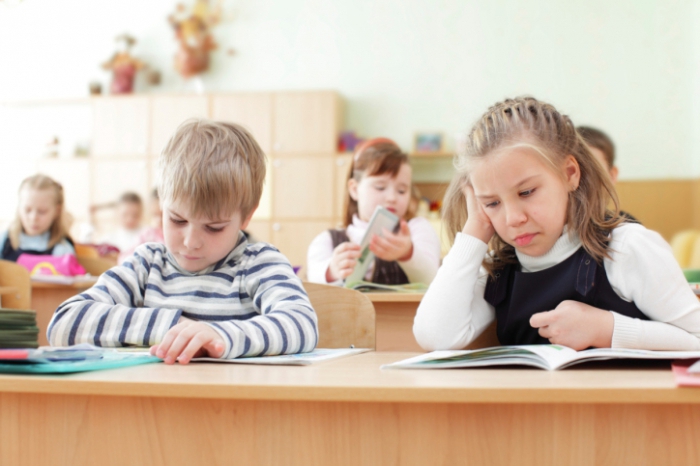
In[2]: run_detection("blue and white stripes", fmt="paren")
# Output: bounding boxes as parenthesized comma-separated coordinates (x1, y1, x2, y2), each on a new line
(47, 238, 318, 359)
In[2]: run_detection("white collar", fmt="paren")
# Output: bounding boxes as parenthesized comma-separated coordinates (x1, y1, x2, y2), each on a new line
(516, 227, 582, 273)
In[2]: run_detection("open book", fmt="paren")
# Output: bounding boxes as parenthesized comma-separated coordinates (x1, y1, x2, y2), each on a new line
(382, 345, 700, 371)
(345, 281, 427, 293)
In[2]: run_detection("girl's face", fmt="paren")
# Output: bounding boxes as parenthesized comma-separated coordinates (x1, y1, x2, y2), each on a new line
(349, 163, 412, 222)
(470, 146, 580, 257)
(18, 187, 58, 237)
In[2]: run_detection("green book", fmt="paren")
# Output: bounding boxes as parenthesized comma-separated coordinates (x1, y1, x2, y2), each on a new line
(0, 308, 39, 349)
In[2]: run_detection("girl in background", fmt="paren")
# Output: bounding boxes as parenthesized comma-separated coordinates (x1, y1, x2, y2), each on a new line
(307, 138, 440, 285)
(0, 174, 75, 261)
(414, 97, 700, 351)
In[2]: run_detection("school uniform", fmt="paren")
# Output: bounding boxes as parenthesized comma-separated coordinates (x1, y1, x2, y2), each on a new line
(413, 223, 700, 351)
(0, 230, 75, 261)
(307, 215, 441, 285)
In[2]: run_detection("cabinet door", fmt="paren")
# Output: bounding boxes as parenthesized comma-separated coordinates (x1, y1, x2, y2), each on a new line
(92, 97, 149, 157)
(245, 220, 271, 244)
(272, 156, 334, 219)
(271, 220, 334, 277)
(35, 158, 91, 222)
(334, 154, 352, 222)
(150, 96, 209, 156)
(273, 91, 340, 154)
(92, 159, 150, 205)
(211, 93, 273, 154)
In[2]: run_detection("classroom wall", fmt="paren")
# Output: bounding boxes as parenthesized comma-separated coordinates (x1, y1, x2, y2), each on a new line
(0, 0, 699, 233)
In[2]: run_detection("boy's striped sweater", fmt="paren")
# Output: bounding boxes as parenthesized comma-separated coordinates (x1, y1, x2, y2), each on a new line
(47, 235, 318, 359)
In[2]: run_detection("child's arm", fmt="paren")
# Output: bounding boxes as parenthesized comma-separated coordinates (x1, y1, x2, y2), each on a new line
(51, 238, 76, 257)
(413, 233, 495, 351)
(202, 245, 318, 359)
(603, 224, 700, 350)
(47, 245, 181, 347)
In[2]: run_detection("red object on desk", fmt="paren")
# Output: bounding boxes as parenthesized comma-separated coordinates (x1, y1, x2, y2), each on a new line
(0, 349, 30, 360)
(672, 359, 700, 387)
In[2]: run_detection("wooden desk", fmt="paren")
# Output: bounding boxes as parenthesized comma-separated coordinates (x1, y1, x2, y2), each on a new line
(366, 292, 424, 351)
(1, 352, 698, 465)
(31, 279, 97, 346)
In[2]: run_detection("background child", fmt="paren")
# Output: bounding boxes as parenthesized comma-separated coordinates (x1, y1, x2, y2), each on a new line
(577, 125, 638, 222)
(119, 188, 165, 261)
(0, 174, 75, 261)
(307, 138, 440, 285)
(101, 191, 146, 261)
(414, 97, 700, 351)
(48, 119, 318, 363)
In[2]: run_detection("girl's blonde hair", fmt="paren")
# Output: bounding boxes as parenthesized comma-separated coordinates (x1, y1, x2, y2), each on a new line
(443, 96, 622, 274)
(344, 138, 411, 227)
(9, 174, 71, 250)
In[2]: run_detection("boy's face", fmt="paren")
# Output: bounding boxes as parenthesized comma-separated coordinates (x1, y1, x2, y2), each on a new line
(162, 198, 253, 273)
(589, 147, 619, 184)
(119, 201, 143, 231)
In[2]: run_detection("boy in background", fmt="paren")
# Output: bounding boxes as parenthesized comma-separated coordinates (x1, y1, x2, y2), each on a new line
(577, 126, 639, 223)
(48, 120, 318, 363)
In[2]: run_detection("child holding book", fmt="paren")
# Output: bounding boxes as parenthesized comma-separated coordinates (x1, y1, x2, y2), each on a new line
(307, 138, 440, 286)
(0, 174, 75, 261)
(414, 97, 700, 351)
(48, 120, 318, 364)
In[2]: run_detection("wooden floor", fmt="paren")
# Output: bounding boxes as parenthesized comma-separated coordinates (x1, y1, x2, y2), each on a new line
(1, 352, 699, 465)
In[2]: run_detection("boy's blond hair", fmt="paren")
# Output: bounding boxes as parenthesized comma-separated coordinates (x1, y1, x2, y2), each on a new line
(9, 174, 71, 249)
(158, 119, 266, 220)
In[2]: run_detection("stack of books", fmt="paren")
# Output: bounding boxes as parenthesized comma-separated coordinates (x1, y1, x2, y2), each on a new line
(0, 308, 39, 349)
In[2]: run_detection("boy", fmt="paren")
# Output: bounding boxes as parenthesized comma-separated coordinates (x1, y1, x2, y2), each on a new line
(577, 126, 639, 223)
(48, 120, 318, 364)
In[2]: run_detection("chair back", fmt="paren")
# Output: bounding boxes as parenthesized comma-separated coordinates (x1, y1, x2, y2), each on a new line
(303, 282, 376, 349)
(74, 243, 101, 259)
(0, 259, 31, 309)
(671, 230, 700, 268)
(77, 256, 117, 277)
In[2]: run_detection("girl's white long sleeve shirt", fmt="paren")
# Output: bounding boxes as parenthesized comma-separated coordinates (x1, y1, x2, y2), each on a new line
(307, 215, 441, 285)
(413, 223, 700, 351)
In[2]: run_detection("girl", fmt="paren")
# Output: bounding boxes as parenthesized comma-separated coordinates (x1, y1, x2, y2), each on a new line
(414, 97, 700, 351)
(1, 174, 75, 261)
(307, 138, 440, 285)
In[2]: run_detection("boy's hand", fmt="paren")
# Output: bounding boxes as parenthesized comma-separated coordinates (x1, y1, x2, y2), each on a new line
(370, 220, 413, 262)
(529, 301, 614, 351)
(327, 242, 361, 282)
(150, 316, 226, 364)
(462, 184, 495, 244)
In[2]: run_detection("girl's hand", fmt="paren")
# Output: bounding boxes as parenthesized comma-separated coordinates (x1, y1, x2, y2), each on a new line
(461, 184, 495, 244)
(370, 220, 413, 262)
(326, 242, 361, 282)
(150, 316, 226, 364)
(529, 301, 614, 350)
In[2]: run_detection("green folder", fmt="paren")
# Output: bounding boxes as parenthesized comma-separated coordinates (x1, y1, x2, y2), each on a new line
(0, 352, 161, 374)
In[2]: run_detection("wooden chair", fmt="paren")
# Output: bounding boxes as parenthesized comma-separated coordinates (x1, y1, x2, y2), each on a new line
(74, 243, 101, 259)
(303, 282, 376, 349)
(0, 259, 31, 309)
(671, 229, 700, 268)
(77, 256, 117, 276)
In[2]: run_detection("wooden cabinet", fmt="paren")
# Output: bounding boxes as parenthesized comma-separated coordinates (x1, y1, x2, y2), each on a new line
(211, 93, 273, 154)
(150, 96, 209, 156)
(271, 156, 335, 219)
(273, 92, 341, 154)
(271, 220, 335, 271)
(91, 97, 149, 157)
